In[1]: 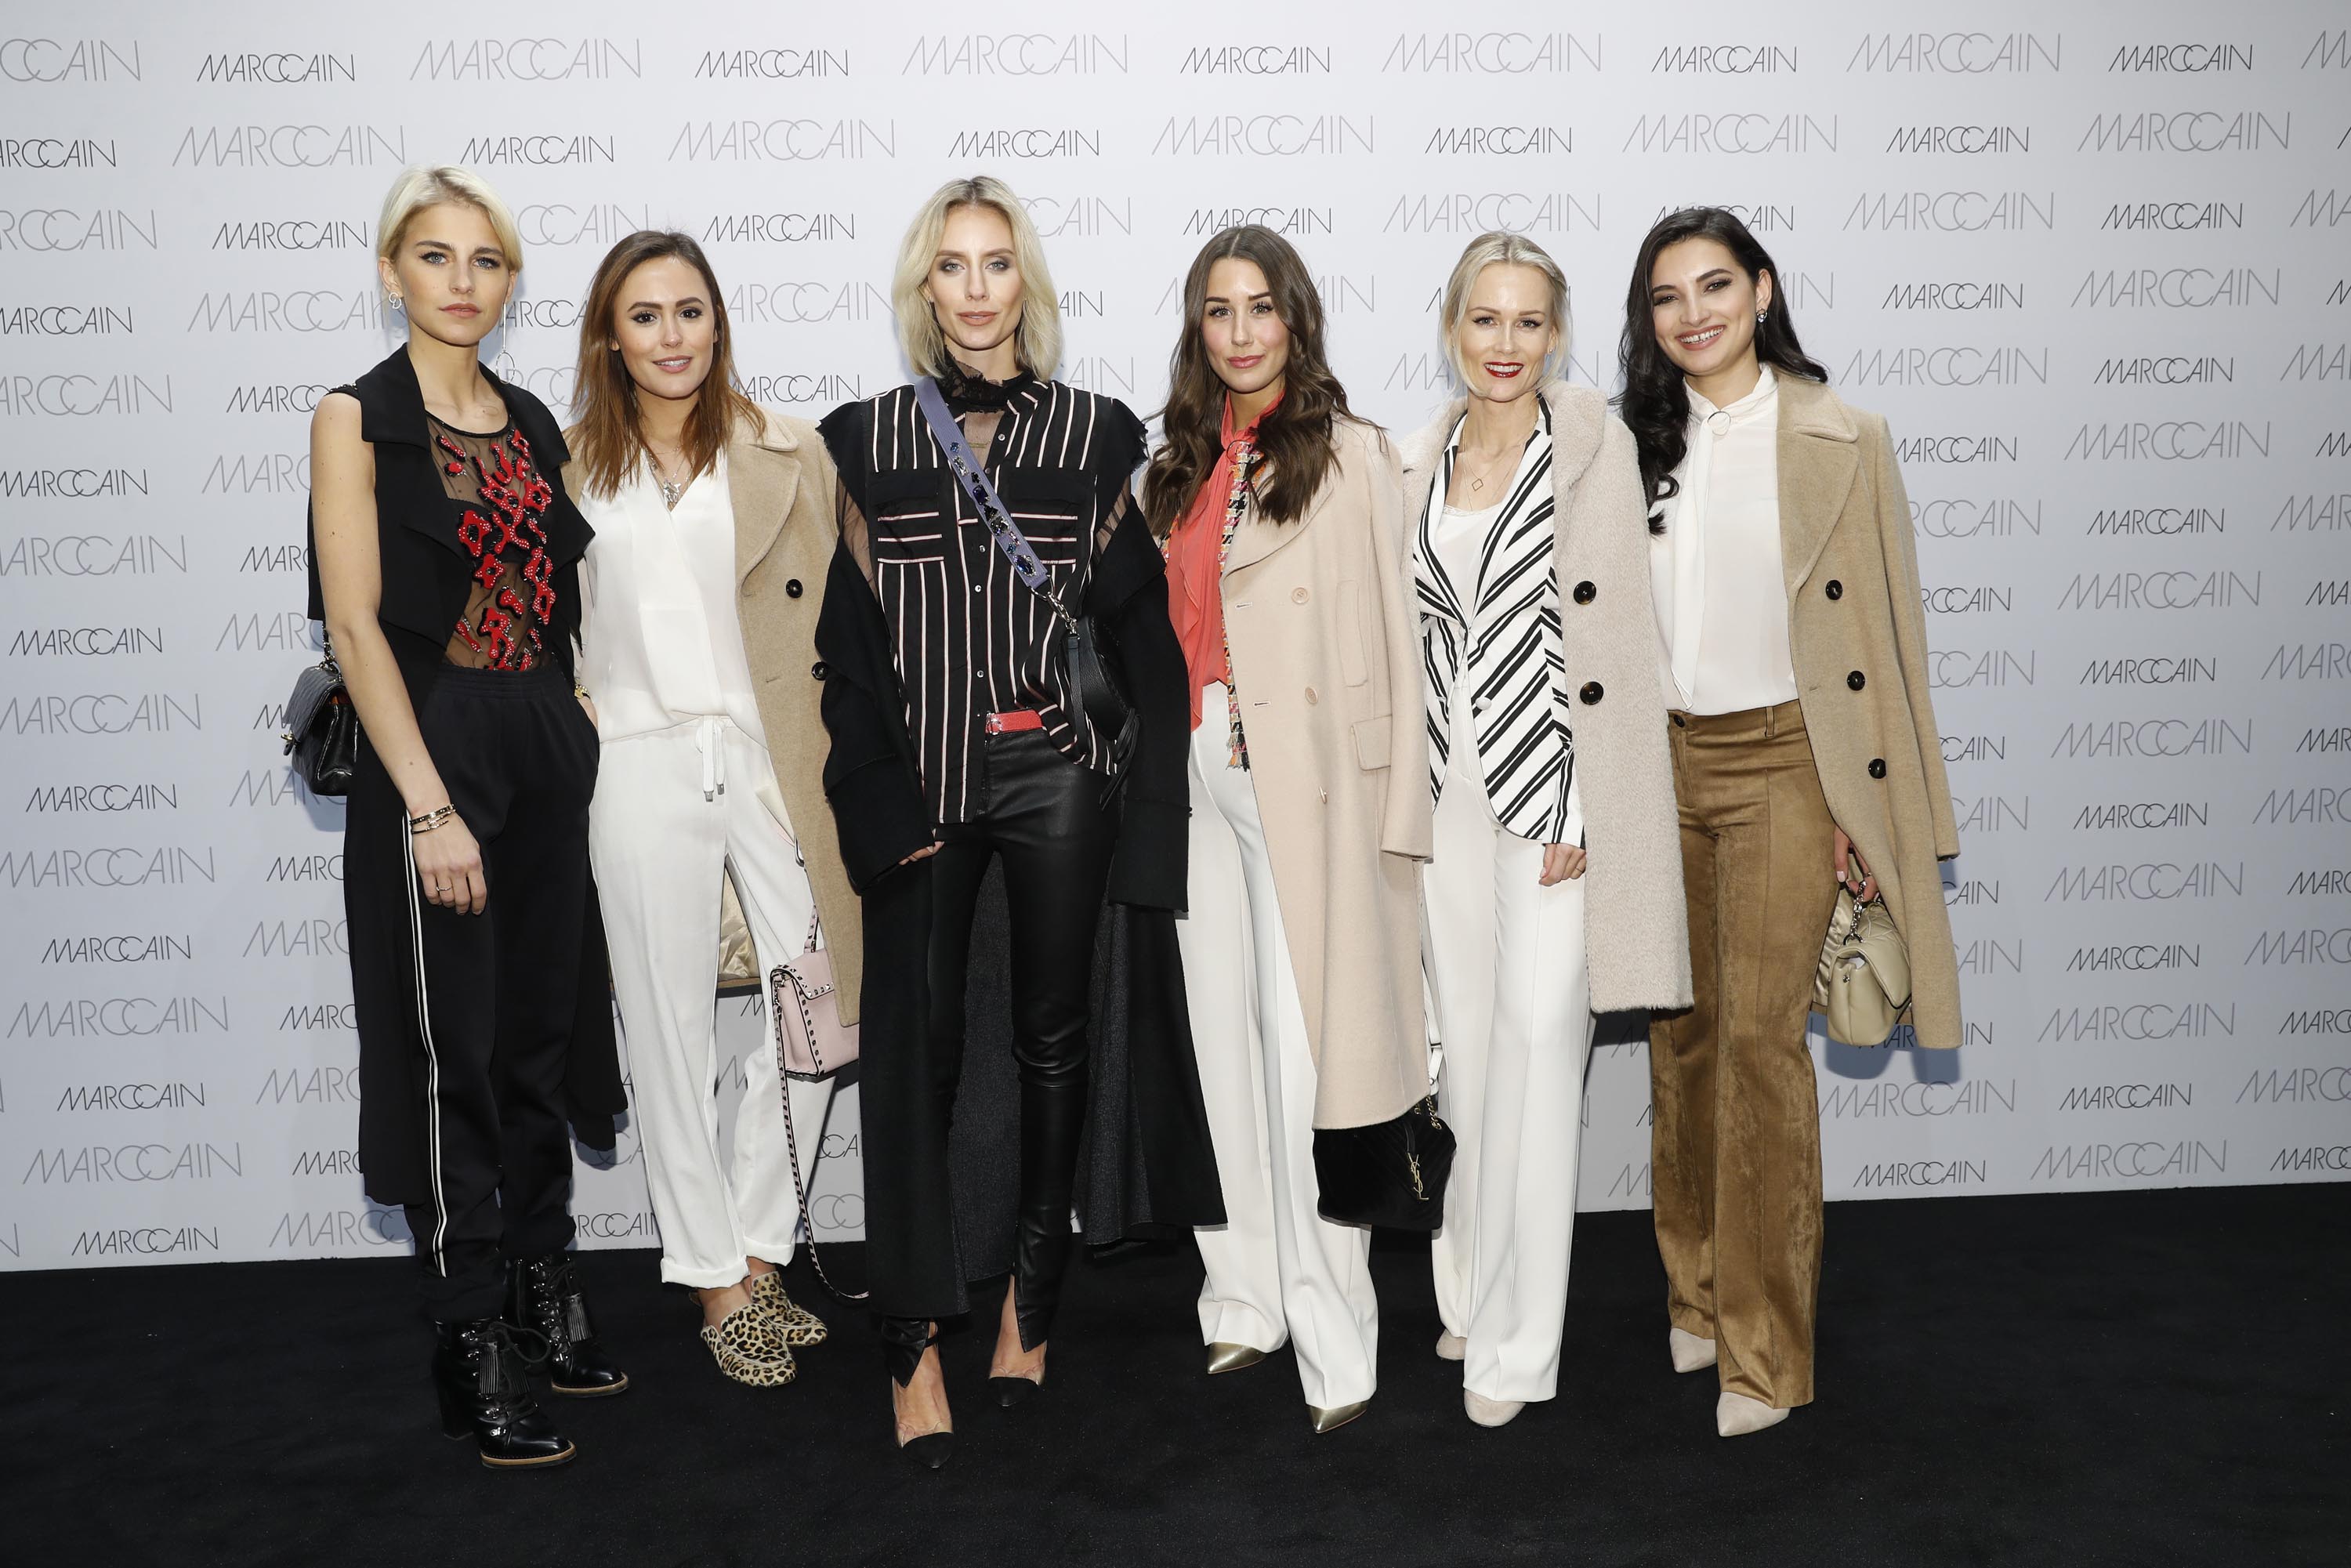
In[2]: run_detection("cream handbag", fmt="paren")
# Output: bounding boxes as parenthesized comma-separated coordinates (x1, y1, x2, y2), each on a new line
(1813, 885, 1913, 1045)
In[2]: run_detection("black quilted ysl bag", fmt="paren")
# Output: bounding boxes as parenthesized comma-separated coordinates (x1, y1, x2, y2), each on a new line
(1313, 1095, 1457, 1231)
(281, 644, 358, 797)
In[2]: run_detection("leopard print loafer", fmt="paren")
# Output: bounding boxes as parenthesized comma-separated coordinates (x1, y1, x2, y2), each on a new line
(748, 1272, 828, 1349)
(700, 1303, 796, 1387)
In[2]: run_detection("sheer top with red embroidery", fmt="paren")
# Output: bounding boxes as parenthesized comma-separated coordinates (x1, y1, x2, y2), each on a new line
(428, 414, 560, 671)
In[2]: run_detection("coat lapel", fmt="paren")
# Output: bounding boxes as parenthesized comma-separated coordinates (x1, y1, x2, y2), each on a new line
(1775, 376, 1860, 600)
(730, 411, 802, 585)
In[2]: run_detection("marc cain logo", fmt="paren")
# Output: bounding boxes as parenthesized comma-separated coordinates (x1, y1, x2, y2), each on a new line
(458, 135, 616, 167)
(194, 52, 356, 84)
(0, 690, 197, 732)
(1841, 346, 2046, 388)
(576, 1211, 661, 1240)
(904, 33, 1127, 75)
(0, 38, 141, 81)
(1850, 1159, 1983, 1189)
(187, 291, 387, 334)
(1818, 1080, 2016, 1118)
(2029, 1141, 2224, 1181)
(724, 281, 889, 324)
(0, 372, 172, 415)
(2088, 506, 2226, 536)
(2036, 1004, 2234, 1042)
(0, 304, 132, 338)
(171, 125, 406, 168)
(1842, 190, 2054, 232)
(0, 137, 116, 169)
(6, 625, 161, 657)
(1151, 115, 1373, 156)
(2041, 860, 2243, 903)
(1381, 33, 1599, 74)
(0, 208, 156, 251)
(1846, 33, 2059, 73)
(2078, 110, 2288, 154)
(520, 205, 653, 248)
(693, 49, 849, 80)
(410, 38, 642, 81)
(0, 846, 215, 889)
(74, 1227, 219, 1258)
(1621, 114, 1835, 154)
(0, 469, 148, 501)
(5, 995, 230, 1039)
(2047, 716, 2251, 759)
(269, 1208, 408, 1248)
(22, 1142, 243, 1183)
(1382, 192, 1598, 234)
(38, 932, 193, 964)
(2273, 1146, 2351, 1174)
(668, 120, 895, 162)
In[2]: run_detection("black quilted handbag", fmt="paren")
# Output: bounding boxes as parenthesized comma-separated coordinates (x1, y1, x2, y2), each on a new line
(1313, 1095, 1457, 1231)
(281, 645, 357, 797)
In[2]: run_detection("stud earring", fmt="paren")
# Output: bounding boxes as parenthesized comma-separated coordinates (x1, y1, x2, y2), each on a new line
(1756, 308, 1769, 325)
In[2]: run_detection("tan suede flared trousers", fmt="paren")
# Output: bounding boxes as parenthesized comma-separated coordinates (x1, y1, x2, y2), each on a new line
(1648, 700, 1841, 1410)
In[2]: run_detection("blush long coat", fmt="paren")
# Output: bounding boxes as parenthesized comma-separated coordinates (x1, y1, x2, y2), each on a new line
(1399, 384, 1694, 1015)
(1218, 416, 1435, 1130)
(1771, 375, 1964, 1047)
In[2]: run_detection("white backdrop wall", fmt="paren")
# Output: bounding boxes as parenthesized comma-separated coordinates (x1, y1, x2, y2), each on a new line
(2, 0, 2346, 1273)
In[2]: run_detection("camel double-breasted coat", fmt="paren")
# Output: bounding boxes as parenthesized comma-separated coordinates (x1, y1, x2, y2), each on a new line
(1216, 416, 1433, 1131)
(1399, 383, 1695, 1015)
(563, 408, 863, 1023)
(1770, 375, 1963, 1047)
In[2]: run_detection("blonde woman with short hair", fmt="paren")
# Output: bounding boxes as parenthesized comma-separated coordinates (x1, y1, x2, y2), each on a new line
(1398, 232, 1690, 1428)
(813, 176, 1212, 1467)
(306, 165, 627, 1470)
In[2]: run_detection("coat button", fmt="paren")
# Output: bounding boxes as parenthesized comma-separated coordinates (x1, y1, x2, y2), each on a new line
(1868, 758, 1886, 779)
(1304, 686, 1318, 705)
(1825, 580, 1843, 600)
(810, 661, 828, 680)
(1578, 681, 1603, 705)
(1847, 670, 1866, 691)
(1571, 580, 1596, 604)
(1291, 586, 1310, 604)
(785, 578, 804, 599)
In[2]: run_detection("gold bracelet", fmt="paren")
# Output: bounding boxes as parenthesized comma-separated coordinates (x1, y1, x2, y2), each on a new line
(408, 804, 456, 835)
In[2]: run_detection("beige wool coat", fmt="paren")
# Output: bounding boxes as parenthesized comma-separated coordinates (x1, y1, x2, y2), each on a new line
(564, 408, 862, 1024)
(1399, 384, 1694, 1013)
(1218, 416, 1433, 1129)
(1772, 375, 1962, 1048)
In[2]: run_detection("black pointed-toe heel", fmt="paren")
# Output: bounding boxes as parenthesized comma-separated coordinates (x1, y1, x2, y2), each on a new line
(990, 1371, 1044, 1409)
(432, 1319, 576, 1469)
(510, 1253, 629, 1396)
(882, 1316, 955, 1469)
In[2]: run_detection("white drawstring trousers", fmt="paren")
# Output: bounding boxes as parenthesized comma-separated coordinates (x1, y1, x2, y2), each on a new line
(589, 719, 836, 1291)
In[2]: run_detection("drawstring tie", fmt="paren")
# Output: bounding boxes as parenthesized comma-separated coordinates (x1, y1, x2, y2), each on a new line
(694, 716, 727, 802)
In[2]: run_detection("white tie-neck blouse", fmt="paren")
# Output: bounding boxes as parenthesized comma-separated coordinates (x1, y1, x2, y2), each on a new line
(577, 454, 767, 748)
(1647, 366, 1801, 716)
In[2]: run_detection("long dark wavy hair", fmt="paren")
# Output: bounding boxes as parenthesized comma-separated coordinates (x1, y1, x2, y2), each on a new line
(1143, 225, 1356, 536)
(1615, 207, 1828, 531)
(567, 230, 759, 501)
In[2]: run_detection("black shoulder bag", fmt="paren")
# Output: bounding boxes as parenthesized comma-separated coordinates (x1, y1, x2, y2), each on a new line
(281, 635, 357, 796)
(910, 376, 1138, 802)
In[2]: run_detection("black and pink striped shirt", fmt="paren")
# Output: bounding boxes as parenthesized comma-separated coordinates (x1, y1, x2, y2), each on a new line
(819, 368, 1146, 826)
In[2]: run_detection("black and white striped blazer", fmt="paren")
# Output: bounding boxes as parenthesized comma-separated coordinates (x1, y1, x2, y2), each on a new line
(1409, 404, 1574, 843)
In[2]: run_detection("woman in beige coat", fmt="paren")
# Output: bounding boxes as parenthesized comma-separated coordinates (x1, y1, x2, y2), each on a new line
(1622, 208, 1962, 1439)
(1400, 234, 1690, 1429)
(564, 230, 859, 1388)
(1143, 225, 1429, 1434)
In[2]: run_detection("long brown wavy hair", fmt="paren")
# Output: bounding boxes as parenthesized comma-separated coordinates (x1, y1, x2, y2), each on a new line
(1143, 225, 1355, 537)
(567, 230, 760, 501)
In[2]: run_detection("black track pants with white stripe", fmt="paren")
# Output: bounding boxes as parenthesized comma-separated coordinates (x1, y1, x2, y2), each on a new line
(400, 664, 600, 1322)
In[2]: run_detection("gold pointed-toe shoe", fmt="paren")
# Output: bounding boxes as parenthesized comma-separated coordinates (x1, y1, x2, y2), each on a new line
(1309, 1399, 1370, 1434)
(1205, 1342, 1267, 1375)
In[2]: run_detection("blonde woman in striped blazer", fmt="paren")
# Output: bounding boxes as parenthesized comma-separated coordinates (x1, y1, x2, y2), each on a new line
(1398, 234, 1691, 1429)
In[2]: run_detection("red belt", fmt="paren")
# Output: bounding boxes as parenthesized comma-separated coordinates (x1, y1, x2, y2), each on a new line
(984, 709, 1044, 734)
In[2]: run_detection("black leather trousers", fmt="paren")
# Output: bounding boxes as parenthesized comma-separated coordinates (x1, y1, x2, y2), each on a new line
(899, 731, 1115, 1350)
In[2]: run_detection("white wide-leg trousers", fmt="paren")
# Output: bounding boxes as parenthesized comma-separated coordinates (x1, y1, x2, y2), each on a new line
(589, 719, 835, 1290)
(1179, 685, 1380, 1408)
(1425, 744, 1592, 1405)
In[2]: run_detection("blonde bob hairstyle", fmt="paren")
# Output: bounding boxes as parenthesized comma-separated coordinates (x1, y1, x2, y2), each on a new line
(891, 176, 1060, 378)
(1437, 230, 1570, 386)
(375, 165, 524, 279)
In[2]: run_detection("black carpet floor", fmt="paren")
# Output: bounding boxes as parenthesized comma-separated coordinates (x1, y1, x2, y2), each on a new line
(3, 1184, 2343, 1567)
